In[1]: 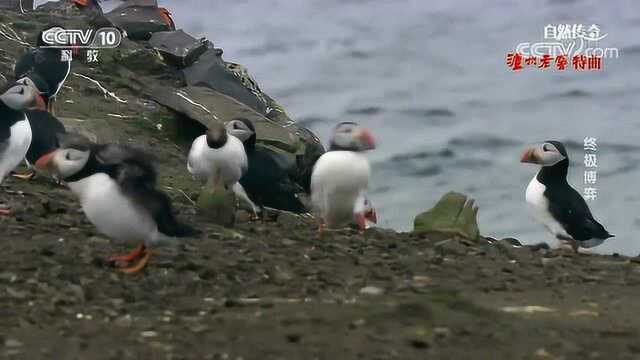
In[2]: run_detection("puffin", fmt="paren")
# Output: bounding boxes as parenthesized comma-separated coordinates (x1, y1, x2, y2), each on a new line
(14, 25, 72, 113)
(187, 122, 257, 215)
(19, 110, 66, 180)
(10, 76, 65, 180)
(35, 134, 200, 273)
(310, 122, 376, 232)
(0, 81, 38, 214)
(521, 140, 613, 251)
(225, 118, 308, 214)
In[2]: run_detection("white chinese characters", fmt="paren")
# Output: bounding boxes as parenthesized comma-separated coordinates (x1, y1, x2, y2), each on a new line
(583, 137, 598, 200)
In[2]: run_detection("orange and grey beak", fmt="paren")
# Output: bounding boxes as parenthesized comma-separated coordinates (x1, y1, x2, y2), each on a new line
(29, 87, 47, 111)
(520, 147, 542, 164)
(35, 150, 58, 171)
(357, 128, 376, 150)
(365, 207, 377, 224)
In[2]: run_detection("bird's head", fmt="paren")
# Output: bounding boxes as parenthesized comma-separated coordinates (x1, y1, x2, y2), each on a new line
(225, 118, 255, 143)
(520, 140, 568, 167)
(329, 122, 376, 151)
(35, 133, 92, 181)
(205, 122, 229, 149)
(0, 80, 39, 111)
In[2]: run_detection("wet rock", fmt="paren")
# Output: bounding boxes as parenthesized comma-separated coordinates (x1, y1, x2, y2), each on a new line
(4, 338, 23, 348)
(413, 191, 481, 241)
(6, 287, 28, 300)
(359, 286, 384, 296)
(276, 212, 305, 228)
(115, 314, 132, 327)
(280, 238, 297, 246)
(434, 239, 468, 256)
(286, 333, 302, 343)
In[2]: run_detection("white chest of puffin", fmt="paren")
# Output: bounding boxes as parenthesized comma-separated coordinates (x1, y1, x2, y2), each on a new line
(0, 81, 38, 185)
(311, 122, 376, 232)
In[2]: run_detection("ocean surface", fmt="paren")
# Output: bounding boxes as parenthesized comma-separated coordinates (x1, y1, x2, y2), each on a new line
(41, 0, 640, 255)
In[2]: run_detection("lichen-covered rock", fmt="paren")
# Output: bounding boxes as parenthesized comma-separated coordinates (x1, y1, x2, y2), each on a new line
(196, 178, 236, 227)
(413, 191, 481, 241)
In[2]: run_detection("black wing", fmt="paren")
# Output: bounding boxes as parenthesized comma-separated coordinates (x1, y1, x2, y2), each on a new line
(105, 158, 199, 238)
(545, 184, 612, 241)
(240, 148, 308, 213)
(25, 110, 66, 163)
(95, 143, 158, 187)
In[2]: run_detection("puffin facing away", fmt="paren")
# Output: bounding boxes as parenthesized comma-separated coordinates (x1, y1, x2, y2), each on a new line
(0, 81, 38, 213)
(14, 25, 72, 113)
(521, 140, 613, 251)
(225, 118, 308, 214)
(188, 122, 257, 215)
(311, 122, 376, 232)
(188, 122, 246, 187)
(36, 134, 200, 273)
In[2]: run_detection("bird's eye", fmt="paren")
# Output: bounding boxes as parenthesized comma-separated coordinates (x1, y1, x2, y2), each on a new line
(233, 123, 240, 129)
(543, 144, 551, 151)
(19, 88, 24, 95)
(65, 152, 71, 160)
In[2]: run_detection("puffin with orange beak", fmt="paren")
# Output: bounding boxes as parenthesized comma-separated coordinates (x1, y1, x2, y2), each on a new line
(521, 140, 613, 251)
(311, 122, 377, 233)
(35, 134, 200, 273)
(0, 80, 40, 214)
(10, 75, 66, 181)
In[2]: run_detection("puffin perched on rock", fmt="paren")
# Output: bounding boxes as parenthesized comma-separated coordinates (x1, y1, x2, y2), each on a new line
(36, 134, 200, 273)
(521, 140, 613, 251)
(0, 81, 39, 214)
(225, 117, 308, 214)
(14, 25, 72, 113)
(311, 122, 376, 232)
(188, 122, 257, 216)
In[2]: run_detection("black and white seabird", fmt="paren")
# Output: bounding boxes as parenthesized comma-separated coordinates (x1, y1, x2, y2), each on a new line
(0, 81, 38, 214)
(35, 134, 200, 273)
(7, 76, 65, 180)
(187, 122, 257, 215)
(19, 110, 66, 180)
(521, 140, 613, 251)
(14, 25, 72, 113)
(311, 122, 376, 232)
(225, 118, 308, 214)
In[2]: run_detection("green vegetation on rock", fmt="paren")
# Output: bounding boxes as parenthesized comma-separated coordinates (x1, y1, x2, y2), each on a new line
(413, 191, 481, 241)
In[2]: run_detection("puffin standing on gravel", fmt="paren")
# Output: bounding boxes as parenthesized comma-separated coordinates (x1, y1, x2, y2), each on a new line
(9, 76, 66, 180)
(311, 122, 376, 232)
(187, 122, 257, 216)
(0, 81, 39, 214)
(521, 140, 613, 251)
(35, 134, 200, 273)
(14, 25, 72, 114)
(225, 117, 308, 214)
